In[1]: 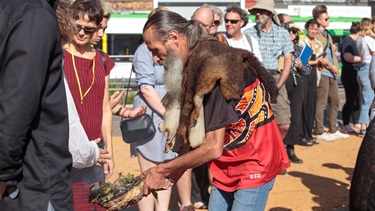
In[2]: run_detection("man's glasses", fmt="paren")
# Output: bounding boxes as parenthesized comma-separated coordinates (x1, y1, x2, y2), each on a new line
(195, 20, 212, 31)
(224, 19, 240, 24)
(325, 18, 330, 21)
(75, 24, 97, 34)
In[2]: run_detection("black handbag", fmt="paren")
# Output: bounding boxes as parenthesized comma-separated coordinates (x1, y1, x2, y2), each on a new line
(119, 65, 156, 143)
(120, 114, 156, 143)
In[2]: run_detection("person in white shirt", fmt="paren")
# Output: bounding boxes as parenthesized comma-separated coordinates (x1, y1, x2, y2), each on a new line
(223, 4, 262, 61)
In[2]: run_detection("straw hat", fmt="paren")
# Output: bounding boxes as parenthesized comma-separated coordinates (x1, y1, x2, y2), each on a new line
(248, 0, 280, 25)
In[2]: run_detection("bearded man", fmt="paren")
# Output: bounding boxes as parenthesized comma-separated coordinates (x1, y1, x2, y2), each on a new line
(141, 10, 290, 210)
(243, 0, 294, 141)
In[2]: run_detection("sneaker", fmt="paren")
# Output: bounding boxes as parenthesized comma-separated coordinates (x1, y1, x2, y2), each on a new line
(341, 125, 356, 134)
(358, 130, 366, 138)
(316, 133, 335, 141)
(330, 131, 349, 139)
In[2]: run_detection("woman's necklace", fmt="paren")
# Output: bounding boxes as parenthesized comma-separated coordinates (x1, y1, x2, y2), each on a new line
(307, 37, 316, 53)
(70, 44, 95, 104)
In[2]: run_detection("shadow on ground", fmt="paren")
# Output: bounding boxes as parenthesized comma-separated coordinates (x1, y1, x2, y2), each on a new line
(322, 163, 354, 182)
(288, 167, 353, 211)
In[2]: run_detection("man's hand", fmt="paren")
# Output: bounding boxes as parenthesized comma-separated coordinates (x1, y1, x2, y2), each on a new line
(331, 65, 340, 76)
(110, 90, 125, 109)
(318, 57, 330, 66)
(141, 166, 174, 196)
(128, 105, 147, 118)
(0, 184, 7, 200)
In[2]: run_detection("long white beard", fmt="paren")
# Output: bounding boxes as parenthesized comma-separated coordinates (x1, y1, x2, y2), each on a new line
(256, 16, 270, 31)
(163, 47, 184, 101)
(159, 47, 185, 152)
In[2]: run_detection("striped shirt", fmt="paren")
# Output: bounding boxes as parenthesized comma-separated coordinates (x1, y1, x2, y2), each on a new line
(244, 24, 294, 70)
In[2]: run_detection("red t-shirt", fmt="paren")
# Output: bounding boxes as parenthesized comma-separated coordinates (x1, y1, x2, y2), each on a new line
(206, 69, 290, 192)
(63, 49, 114, 140)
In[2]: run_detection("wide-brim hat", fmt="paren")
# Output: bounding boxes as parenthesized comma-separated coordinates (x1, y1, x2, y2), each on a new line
(248, 0, 281, 26)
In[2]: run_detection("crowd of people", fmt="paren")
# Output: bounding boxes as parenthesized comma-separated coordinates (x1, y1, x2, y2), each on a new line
(1, 0, 375, 210)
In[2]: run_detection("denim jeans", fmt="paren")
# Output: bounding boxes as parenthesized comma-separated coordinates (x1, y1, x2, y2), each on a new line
(358, 64, 374, 124)
(208, 178, 276, 211)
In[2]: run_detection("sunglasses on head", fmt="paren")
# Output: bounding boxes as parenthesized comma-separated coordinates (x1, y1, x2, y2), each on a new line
(75, 24, 97, 34)
(224, 19, 240, 24)
(289, 29, 298, 34)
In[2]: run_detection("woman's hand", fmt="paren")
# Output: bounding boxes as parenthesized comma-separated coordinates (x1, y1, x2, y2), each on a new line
(294, 58, 303, 69)
(128, 105, 147, 118)
(103, 154, 114, 179)
(110, 90, 125, 110)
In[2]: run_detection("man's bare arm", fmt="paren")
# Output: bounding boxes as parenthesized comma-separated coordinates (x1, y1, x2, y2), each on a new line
(142, 127, 225, 195)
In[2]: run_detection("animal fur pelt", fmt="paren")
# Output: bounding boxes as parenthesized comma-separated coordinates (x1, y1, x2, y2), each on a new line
(350, 117, 375, 210)
(159, 37, 278, 154)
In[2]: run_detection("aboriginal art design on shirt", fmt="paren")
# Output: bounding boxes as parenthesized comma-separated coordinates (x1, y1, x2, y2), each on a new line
(224, 79, 274, 151)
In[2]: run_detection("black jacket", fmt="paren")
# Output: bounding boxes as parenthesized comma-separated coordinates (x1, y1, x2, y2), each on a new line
(0, 0, 72, 210)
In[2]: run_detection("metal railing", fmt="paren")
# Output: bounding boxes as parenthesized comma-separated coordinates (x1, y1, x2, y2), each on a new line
(108, 55, 138, 91)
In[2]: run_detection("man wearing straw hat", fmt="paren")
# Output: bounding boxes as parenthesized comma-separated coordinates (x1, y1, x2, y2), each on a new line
(244, 0, 294, 140)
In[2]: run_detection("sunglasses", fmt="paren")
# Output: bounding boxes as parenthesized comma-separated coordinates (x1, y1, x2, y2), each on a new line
(289, 29, 298, 34)
(224, 19, 240, 24)
(75, 24, 97, 34)
(325, 18, 330, 21)
(250, 9, 268, 15)
(289, 28, 298, 34)
(213, 20, 221, 26)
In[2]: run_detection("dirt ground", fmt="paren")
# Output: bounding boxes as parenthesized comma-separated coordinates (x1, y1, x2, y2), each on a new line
(109, 118, 362, 211)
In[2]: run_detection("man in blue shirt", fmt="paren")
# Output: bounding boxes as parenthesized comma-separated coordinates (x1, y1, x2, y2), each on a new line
(244, 0, 294, 140)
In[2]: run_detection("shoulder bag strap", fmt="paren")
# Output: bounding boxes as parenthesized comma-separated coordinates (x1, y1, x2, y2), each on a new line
(121, 65, 133, 121)
(244, 34, 253, 52)
(216, 33, 229, 45)
(97, 49, 106, 70)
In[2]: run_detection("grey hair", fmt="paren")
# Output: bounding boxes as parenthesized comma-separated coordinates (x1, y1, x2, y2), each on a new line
(203, 3, 223, 24)
(143, 10, 203, 49)
(225, 4, 249, 27)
